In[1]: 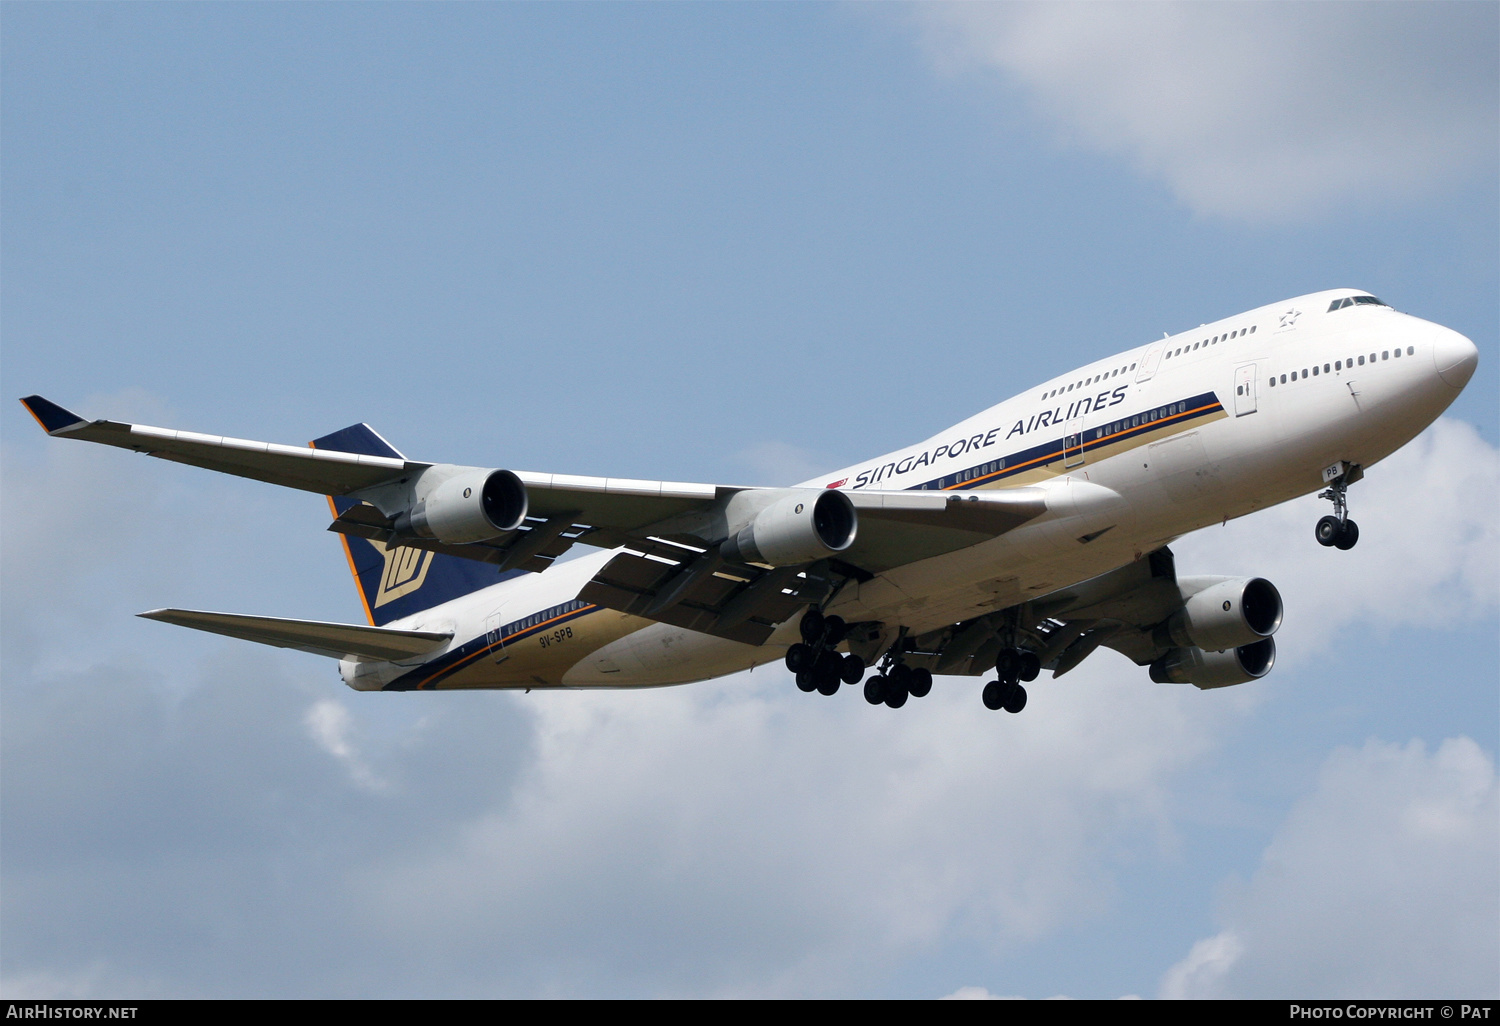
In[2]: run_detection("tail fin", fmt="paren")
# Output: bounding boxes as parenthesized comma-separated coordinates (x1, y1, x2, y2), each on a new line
(310, 424, 518, 626)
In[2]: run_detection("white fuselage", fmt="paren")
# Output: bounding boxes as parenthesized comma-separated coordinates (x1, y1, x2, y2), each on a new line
(341, 289, 1477, 691)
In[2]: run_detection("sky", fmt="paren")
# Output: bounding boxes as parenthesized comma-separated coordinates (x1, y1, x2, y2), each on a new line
(2, 2, 1496, 1000)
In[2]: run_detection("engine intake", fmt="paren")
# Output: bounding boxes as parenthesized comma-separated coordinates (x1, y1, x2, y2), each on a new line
(399, 468, 528, 543)
(1164, 576, 1282, 652)
(719, 489, 857, 567)
(1149, 637, 1275, 689)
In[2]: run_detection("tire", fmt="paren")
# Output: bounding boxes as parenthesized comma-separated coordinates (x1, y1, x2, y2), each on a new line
(1315, 515, 1342, 547)
(982, 680, 1004, 711)
(784, 643, 813, 674)
(822, 615, 848, 646)
(889, 663, 913, 689)
(908, 667, 933, 698)
(863, 676, 886, 705)
(994, 648, 1019, 680)
(1335, 518, 1360, 550)
(1001, 682, 1027, 714)
(816, 674, 841, 697)
(840, 653, 866, 686)
(884, 684, 908, 709)
(1018, 651, 1041, 682)
(799, 609, 825, 645)
(795, 671, 817, 693)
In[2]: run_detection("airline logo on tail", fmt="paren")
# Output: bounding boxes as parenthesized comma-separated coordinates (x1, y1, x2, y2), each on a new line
(374, 543, 434, 608)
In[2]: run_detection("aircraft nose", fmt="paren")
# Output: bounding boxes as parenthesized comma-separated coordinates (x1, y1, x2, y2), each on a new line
(1431, 327, 1479, 389)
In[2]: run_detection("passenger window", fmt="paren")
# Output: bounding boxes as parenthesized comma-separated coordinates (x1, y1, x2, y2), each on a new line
(1302, 369, 1308, 378)
(1249, 325, 1256, 333)
(1280, 374, 1287, 384)
(1313, 366, 1319, 376)
(1407, 346, 1414, 356)
(1393, 348, 1400, 358)
(1269, 377, 1276, 388)
(1324, 364, 1330, 373)
(1382, 351, 1389, 360)
(1335, 361, 1341, 370)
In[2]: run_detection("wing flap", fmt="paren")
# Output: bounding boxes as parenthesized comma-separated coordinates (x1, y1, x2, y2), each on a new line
(138, 608, 452, 661)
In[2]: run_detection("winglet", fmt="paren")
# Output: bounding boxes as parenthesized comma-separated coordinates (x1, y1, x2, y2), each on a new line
(19, 396, 86, 434)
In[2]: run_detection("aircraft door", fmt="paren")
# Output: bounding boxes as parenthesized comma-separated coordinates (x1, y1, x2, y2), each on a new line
(1233, 363, 1258, 416)
(1136, 341, 1167, 382)
(1063, 411, 1085, 467)
(484, 607, 510, 664)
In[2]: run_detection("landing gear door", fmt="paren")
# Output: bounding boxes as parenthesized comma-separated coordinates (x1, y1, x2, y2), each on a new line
(484, 607, 509, 664)
(1233, 363, 1258, 417)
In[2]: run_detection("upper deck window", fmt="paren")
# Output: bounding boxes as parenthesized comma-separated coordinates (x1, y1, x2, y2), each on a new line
(1327, 295, 1389, 312)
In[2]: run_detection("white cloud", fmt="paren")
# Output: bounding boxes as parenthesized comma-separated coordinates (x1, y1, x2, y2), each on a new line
(910, 3, 1498, 220)
(1161, 736, 1499, 998)
(305, 699, 386, 792)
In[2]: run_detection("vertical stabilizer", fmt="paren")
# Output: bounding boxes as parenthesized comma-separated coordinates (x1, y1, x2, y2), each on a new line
(310, 424, 518, 626)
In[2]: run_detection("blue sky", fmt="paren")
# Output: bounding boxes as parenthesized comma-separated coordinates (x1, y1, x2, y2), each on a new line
(2, 2, 1496, 999)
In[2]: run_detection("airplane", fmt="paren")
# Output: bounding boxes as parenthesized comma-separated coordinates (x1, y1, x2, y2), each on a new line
(20, 288, 1479, 713)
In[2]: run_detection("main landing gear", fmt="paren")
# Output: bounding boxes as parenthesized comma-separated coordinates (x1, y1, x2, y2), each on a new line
(1315, 462, 1362, 550)
(784, 609, 864, 697)
(981, 647, 1040, 713)
(862, 658, 933, 709)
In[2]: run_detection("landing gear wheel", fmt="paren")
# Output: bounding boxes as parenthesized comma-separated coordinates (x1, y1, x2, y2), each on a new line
(1018, 652, 1041, 682)
(863, 675, 887, 705)
(799, 609, 825, 645)
(1316, 515, 1342, 547)
(840, 653, 866, 686)
(908, 667, 933, 698)
(982, 680, 1005, 711)
(822, 615, 848, 646)
(816, 674, 841, 697)
(1001, 682, 1028, 714)
(994, 649, 1019, 680)
(1334, 519, 1359, 550)
(889, 663, 914, 690)
(884, 682, 908, 708)
(785, 643, 813, 674)
(795, 671, 817, 693)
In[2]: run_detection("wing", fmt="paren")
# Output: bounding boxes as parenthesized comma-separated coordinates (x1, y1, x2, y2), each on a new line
(22, 397, 1051, 641)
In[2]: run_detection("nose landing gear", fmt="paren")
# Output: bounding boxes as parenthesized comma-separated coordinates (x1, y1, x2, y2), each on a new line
(1315, 461, 1363, 550)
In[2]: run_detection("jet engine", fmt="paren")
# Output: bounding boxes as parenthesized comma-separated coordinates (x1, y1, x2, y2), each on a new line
(1161, 576, 1282, 653)
(1149, 637, 1275, 689)
(719, 489, 857, 567)
(396, 468, 529, 543)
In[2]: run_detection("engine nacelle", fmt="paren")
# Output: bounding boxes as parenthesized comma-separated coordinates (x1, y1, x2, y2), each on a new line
(399, 468, 529, 543)
(719, 489, 857, 567)
(1164, 576, 1282, 652)
(1149, 637, 1275, 689)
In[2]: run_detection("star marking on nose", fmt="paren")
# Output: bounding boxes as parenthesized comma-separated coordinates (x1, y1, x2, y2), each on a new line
(1278, 308, 1302, 328)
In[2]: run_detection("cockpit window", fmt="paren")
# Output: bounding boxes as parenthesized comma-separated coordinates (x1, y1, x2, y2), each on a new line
(1328, 295, 1388, 312)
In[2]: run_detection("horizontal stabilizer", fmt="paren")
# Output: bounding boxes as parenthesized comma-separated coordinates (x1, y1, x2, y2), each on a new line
(138, 608, 452, 662)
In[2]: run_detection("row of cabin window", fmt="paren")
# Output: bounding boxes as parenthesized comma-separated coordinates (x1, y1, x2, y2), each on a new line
(1267, 346, 1416, 387)
(1092, 402, 1188, 440)
(1167, 324, 1256, 362)
(1040, 362, 1137, 401)
(512, 601, 586, 631)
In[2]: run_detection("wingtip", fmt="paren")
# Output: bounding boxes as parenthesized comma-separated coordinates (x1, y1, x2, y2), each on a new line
(19, 395, 86, 434)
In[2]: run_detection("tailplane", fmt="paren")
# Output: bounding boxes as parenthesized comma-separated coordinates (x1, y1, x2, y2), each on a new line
(310, 424, 518, 625)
